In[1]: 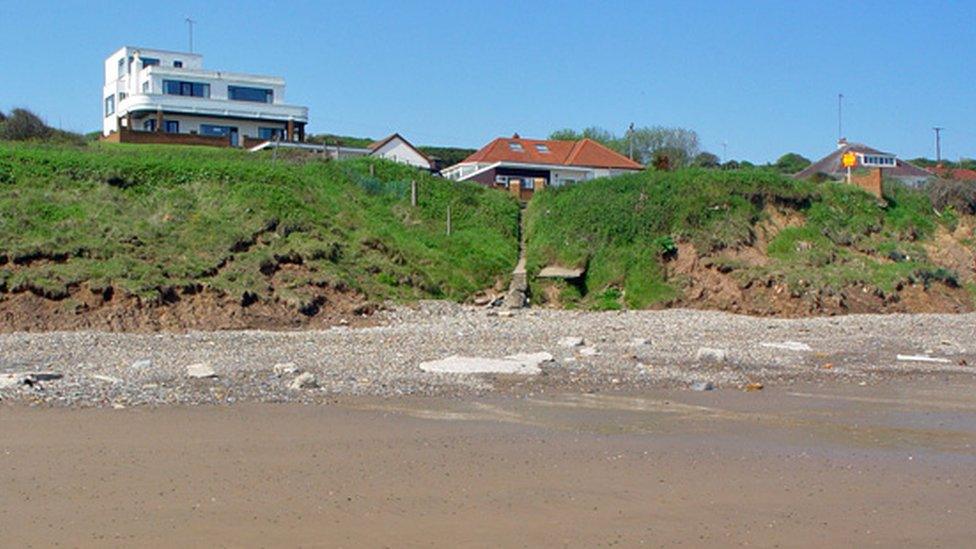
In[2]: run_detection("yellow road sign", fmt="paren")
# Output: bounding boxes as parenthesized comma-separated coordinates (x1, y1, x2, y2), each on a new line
(842, 151, 857, 168)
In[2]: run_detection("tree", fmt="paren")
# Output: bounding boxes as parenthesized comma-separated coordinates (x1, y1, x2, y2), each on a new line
(628, 126, 699, 167)
(548, 128, 581, 141)
(774, 152, 811, 174)
(692, 151, 721, 168)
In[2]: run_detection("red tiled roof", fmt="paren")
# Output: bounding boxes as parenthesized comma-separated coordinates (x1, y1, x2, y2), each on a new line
(931, 166, 976, 181)
(461, 136, 643, 170)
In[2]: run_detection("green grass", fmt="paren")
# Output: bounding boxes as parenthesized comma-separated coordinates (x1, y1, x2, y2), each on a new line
(525, 168, 968, 309)
(0, 142, 519, 304)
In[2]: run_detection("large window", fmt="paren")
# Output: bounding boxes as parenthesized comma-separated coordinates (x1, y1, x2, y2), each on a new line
(258, 127, 284, 140)
(228, 86, 273, 103)
(117, 57, 127, 78)
(200, 124, 233, 137)
(143, 119, 156, 132)
(104, 95, 115, 117)
(163, 80, 210, 98)
(140, 57, 160, 69)
(163, 121, 179, 133)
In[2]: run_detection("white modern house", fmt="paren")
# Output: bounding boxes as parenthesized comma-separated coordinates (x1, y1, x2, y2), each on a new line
(102, 46, 308, 146)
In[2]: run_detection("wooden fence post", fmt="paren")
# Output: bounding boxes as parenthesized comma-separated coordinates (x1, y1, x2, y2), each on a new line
(411, 179, 417, 207)
(369, 164, 375, 177)
(446, 206, 452, 236)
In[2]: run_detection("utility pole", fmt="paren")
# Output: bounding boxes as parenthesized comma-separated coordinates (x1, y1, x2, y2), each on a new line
(185, 17, 196, 52)
(837, 93, 844, 141)
(627, 122, 635, 160)
(721, 141, 728, 164)
(933, 127, 944, 164)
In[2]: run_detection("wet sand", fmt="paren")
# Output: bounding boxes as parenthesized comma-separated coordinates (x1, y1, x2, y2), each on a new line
(3, 380, 976, 547)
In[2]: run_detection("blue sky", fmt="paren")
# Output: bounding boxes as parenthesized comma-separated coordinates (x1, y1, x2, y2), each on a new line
(1, 0, 973, 163)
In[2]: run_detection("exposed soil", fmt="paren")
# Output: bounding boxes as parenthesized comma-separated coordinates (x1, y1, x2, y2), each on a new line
(665, 241, 974, 317)
(0, 283, 373, 333)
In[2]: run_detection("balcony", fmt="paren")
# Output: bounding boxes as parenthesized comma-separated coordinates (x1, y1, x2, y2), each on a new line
(118, 93, 308, 123)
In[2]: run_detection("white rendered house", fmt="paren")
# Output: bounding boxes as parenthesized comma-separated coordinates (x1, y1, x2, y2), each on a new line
(102, 46, 308, 145)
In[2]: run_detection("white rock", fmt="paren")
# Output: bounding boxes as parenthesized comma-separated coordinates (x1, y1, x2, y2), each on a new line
(186, 363, 217, 379)
(419, 355, 541, 375)
(696, 347, 728, 363)
(131, 359, 152, 369)
(273, 362, 300, 376)
(558, 336, 584, 348)
(505, 352, 554, 368)
(288, 372, 318, 390)
(896, 354, 951, 364)
(90, 374, 123, 384)
(0, 373, 25, 390)
(760, 341, 812, 352)
(497, 310, 514, 318)
(578, 347, 600, 357)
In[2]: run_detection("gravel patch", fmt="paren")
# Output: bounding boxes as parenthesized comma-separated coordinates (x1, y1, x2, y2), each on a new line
(1, 301, 974, 408)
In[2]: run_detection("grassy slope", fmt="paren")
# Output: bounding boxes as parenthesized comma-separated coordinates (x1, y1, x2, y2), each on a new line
(525, 168, 973, 310)
(0, 143, 519, 307)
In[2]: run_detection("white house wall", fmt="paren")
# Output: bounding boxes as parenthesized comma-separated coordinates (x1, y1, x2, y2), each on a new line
(372, 139, 431, 169)
(127, 113, 288, 140)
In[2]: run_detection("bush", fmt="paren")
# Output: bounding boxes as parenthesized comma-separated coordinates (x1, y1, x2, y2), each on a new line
(926, 178, 976, 215)
(0, 108, 52, 141)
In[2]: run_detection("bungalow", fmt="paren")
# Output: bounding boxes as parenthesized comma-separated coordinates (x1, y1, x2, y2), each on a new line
(248, 132, 433, 171)
(442, 134, 643, 200)
(795, 139, 933, 193)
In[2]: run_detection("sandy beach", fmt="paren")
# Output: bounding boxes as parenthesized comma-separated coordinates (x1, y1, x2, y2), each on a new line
(3, 380, 976, 547)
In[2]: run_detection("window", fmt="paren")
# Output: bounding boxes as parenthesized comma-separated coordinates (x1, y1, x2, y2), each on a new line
(117, 57, 127, 78)
(118, 92, 127, 101)
(563, 178, 577, 186)
(104, 95, 115, 117)
(200, 124, 233, 137)
(173, 60, 183, 68)
(228, 86, 273, 103)
(142, 81, 149, 93)
(163, 80, 210, 98)
(535, 144, 550, 153)
(494, 175, 509, 187)
(258, 127, 285, 140)
(508, 142, 524, 152)
(140, 57, 160, 69)
(163, 120, 179, 133)
(523, 178, 535, 190)
(143, 119, 156, 132)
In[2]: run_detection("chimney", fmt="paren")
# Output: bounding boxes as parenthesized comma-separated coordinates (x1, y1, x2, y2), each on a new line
(836, 137, 848, 149)
(512, 133, 520, 139)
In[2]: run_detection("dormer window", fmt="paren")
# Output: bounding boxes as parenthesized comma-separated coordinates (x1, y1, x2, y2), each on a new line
(535, 144, 550, 153)
(508, 142, 523, 152)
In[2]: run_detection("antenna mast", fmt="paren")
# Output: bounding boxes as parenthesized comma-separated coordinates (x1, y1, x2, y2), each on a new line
(933, 127, 944, 163)
(837, 93, 844, 140)
(185, 17, 196, 52)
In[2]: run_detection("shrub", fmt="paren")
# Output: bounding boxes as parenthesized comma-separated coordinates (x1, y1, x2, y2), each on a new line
(926, 178, 976, 215)
(0, 109, 52, 141)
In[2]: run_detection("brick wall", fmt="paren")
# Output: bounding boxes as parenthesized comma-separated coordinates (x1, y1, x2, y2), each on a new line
(103, 128, 232, 148)
(850, 168, 883, 198)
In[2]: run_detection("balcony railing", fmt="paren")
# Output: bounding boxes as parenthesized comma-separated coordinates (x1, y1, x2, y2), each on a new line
(118, 93, 308, 122)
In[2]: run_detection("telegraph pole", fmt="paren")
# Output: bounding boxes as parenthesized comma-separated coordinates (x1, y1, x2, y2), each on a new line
(933, 127, 944, 164)
(837, 93, 844, 141)
(627, 122, 635, 160)
(185, 17, 196, 52)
